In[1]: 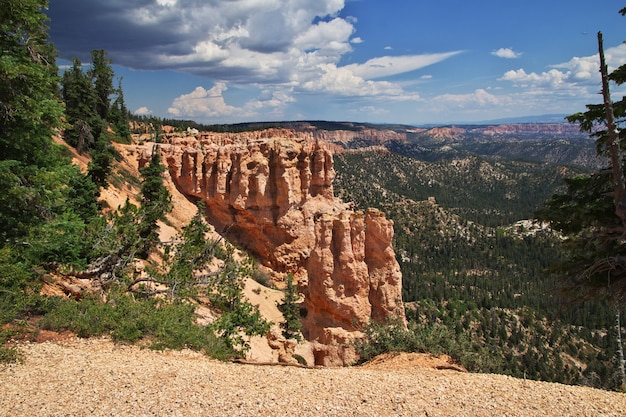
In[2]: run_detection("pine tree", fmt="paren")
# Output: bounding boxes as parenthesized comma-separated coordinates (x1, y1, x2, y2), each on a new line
(137, 146, 172, 258)
(278, 274, 303, 341)
(109, 78, 131, 143)
(0, 0, 66, 240)
(61, 58, 100, 152)
(538, 28, 626, 302)
(89, 49, 115, 121)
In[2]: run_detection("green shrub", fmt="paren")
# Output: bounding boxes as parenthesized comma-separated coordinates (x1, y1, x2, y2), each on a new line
(40, 288, 235, 360)
(0, 329, 23, 364)
(354, 317, 431, 363)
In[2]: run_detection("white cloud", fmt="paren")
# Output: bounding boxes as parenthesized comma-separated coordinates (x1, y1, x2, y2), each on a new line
(354, 106, 390, 115)
(301, 63, 419, 99)
(168, 83, 244, 118)
(551, 43, 626, 82)
(432, 89, 510, 109)
(134, 106, 152, 116)
(294, 17, 354, 56)
(344, 52, 462, 80)
(499, 68, 570, 89)
(499, 43, 626, 94)
(491, 48, 522, 59)
(167, 83, 297, 121)
(50, 0, 466, 110)
(156, 0, 177, 7)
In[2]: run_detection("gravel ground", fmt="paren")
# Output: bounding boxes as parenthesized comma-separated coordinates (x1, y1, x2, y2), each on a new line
(1, 337, 625, 417)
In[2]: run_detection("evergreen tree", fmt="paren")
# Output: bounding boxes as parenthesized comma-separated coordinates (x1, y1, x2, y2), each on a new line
(61, 58, 100, 152)
(278, 274, 303, 341)
(0, 0, 64, 165)
(89, 49, 115, 121)
(109, 78, 131, 143)
(0, 0, 66, 241)
(538, 28, 626, 303)
(87, 135, 116, 187)
(137, 146, 172, 258)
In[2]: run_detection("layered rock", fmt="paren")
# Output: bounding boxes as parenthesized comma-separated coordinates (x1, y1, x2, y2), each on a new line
(139, 132, 405, 365)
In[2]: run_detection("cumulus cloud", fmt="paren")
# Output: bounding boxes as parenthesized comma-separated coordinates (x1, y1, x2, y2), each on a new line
(491, 48, 522, 59)
(167, 83, 297, 120)
(134, 106, 153, 116)
(47, 0, 353, 84)
(499, 68, 570, 89)
(168, 83, 244, 118)
(47, 0, 457, 106)
(302, 63, 419, 100)
(499, 43, 626, 93)
(551, 43, 626, 82)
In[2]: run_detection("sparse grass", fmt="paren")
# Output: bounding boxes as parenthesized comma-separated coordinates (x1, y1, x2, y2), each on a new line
(0, 329, 23, 364)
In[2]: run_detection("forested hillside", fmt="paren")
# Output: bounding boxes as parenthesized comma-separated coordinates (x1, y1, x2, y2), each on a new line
(0, 1, 270, 364)
(334, 150, 623, 390)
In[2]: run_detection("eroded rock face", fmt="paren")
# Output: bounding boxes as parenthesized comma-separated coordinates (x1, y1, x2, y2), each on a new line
(139, 132, 405, 365)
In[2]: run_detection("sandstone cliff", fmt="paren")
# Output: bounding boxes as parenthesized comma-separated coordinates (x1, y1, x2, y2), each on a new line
(138, 130, 405, 365)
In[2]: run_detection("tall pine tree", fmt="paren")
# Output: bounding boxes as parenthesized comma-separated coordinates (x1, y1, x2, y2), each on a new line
(137, 146, 172, 258)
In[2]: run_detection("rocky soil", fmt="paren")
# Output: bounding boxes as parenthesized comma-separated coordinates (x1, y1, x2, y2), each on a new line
(1, 337, 625, 417)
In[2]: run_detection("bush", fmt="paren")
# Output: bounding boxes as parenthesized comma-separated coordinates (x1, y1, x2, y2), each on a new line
(354, 317, 434, 363)
(354, 316, 478, 366)
(40, 287, 235, 360)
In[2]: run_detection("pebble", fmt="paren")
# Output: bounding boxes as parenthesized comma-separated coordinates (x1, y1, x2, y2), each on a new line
(1, 338, 625, 417)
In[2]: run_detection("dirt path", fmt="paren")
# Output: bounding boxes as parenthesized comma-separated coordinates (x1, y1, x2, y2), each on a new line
(1, 337, 625, 417)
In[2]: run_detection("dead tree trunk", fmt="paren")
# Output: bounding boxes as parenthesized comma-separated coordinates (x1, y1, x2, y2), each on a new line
(599, 31, 626, 391)
(615, 308, 626, 390)
(598, 31, 626, 230)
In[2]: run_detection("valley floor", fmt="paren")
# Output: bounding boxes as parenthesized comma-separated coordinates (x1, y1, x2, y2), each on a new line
(1, 337, 624, 417)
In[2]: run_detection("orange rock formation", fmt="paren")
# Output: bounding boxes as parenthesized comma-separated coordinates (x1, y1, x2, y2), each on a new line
(139, 130, 405, 365)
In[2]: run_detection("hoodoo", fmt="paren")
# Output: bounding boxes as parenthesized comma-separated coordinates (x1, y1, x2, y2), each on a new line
(139, 129, 405, 365)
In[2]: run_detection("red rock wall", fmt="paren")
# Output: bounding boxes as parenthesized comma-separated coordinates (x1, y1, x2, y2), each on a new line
(139, 133, 405, 365)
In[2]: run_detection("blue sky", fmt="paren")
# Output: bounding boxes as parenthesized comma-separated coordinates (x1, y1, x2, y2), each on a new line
(46, 1, 626, 125)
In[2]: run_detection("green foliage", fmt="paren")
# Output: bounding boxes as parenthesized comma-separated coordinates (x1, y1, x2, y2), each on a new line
(140, 202, 216, 300)
(206, 250, 271, 353)
(89, 49, 115, 121)
(61, 58, 100, 152)
(40, 287, 233, 359)
(137, 147, 172, 258)
(108, 79, 131, 143)
(278, 274, 302, 341)
(353, 317, 433, 363)
(0, 328, 23, 364)
(87, 134, 116, 187)
(61, 49, 129, 181)
(0, 247, 38, 324)
(333, 138, 624, 389)
(0, 0, 64, 166)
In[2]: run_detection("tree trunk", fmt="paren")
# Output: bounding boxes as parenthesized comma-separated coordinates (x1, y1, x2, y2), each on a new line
(598, 31, 626, 230)
(615, 308, 626, 390)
